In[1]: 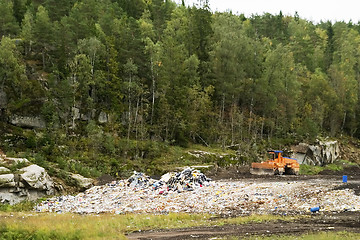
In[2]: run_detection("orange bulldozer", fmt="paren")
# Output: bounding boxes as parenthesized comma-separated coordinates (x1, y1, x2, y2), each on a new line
(250, 150, 300, 175)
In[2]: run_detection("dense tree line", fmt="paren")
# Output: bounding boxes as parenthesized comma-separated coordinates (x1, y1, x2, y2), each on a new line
(2, 0, 360, 151)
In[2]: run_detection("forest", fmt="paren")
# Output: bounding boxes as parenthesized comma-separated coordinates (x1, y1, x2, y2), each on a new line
(1, 0, 360, 176)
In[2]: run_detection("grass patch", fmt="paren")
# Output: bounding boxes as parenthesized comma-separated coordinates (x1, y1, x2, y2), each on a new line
(324, 163, 343, 172)
(0, 201, 36, 212)
(299, 164, 323, 175)
(338, 159, 358, 166)
(0, 212, 210, 239)
(300, 159, 359, 175)
(218, 214, 301, 225)
(0, 212, 305, 240)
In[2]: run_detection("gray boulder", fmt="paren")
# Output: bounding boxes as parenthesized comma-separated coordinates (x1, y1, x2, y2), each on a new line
(0, 160, 56, 204)
(291, 140, 340, 165)
(20, 165, 55, 194)
(0, 174, 16, 188)
(71, 173, 94, 190)
(9, 115, 46, 129)
(0, 167, 10, 174)
(98, 111, 108, 123)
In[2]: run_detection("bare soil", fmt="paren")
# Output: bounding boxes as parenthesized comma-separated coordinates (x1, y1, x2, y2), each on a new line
(127, 212, 360, 239)
(127, 166, 360, 239)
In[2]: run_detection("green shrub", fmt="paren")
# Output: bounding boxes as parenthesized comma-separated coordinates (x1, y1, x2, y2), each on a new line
(324, 163, 343, 172)
(0, 227, 82, 240)
(8, 160, 29, 172)
(0, 201, 35, 212)
(299, 164, 323, 175)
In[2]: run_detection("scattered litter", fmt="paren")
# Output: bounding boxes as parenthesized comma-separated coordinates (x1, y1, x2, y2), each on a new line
(343, 175, 348, 183)
(310, 206, 320, 212)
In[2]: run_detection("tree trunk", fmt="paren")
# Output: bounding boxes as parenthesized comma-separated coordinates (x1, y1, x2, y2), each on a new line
(42, 49, 46, 70)
(134, 95, 140, 141)
(71, 74, 77, 130)
(231, 102, 235, 145)
(150, 57, 155, 125)
(261, 115, 265, 140)
(341, 111, 346, 131)
(248, 97, 254, 137)
(127, 73, 132, 141)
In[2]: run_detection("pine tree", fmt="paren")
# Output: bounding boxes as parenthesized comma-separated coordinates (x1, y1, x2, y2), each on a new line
(33, 5, 53, 70)
(0, 0, 20, 37)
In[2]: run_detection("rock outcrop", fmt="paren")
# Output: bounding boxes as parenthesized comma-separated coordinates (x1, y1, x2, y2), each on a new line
(98, 111, 108, 123)
(9, 115, 46, 129)
(20, 165, 55, 194)
(291, 140, 340, 165)
(0, 153, 96, 204)
(71, 173, 94, 190)
(0, 167, 10, 174)
(0, 156, 55, 204)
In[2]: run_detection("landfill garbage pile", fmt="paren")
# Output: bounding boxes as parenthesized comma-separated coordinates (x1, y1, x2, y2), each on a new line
(35, 172, 360, 215)
(127, 172, 155, 188)
(155, 168, 211, 192)
(126, 168, 211, 193)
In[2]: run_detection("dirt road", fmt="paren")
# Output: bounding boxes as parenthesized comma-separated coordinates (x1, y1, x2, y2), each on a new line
(127, 212, 360, 239)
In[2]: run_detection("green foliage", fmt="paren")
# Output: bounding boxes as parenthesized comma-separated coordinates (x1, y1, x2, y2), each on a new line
(0, 0, 20, 37)
(3, 0, 360, 182)
(0, 36, 27, 99)
(0, 201, 36, 212)
(338, 159, 358, 166)
(0, 212, 304, 240)
(324, 163, 343, 172)
(299, 161, 345, 175)
(299, 164, 323, 175)
(0, 227, 82, 240)
(7, 160, 29, 172)
(33, 5, 53, 70)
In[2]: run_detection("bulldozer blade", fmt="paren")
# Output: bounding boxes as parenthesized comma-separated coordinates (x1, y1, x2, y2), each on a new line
(250, 167, 275, 175)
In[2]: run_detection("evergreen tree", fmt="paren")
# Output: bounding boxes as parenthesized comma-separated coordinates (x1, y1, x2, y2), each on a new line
(33, 5, 53, 70)
(44, 0, 76, 21)
(0, 37, 27, 100)
(12, 0, 27, 25)
(188, 4, 213, 85)
(0, 0, 20, 37)
(20, 9, 34, 56)
(68, 54, 93, 129)
(256, 44, 298, 135)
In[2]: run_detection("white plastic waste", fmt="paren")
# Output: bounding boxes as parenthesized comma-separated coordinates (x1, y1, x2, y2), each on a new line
(35, 170, 360, 215)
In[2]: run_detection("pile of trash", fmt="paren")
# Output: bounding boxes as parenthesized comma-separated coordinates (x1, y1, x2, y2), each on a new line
(35, 170, 360, 215)
(127, 168, 211, 193)
(127, 172, 154, 188)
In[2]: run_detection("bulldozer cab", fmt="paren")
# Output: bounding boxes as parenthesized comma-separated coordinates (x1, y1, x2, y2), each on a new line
(267, 150, 282, 160)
